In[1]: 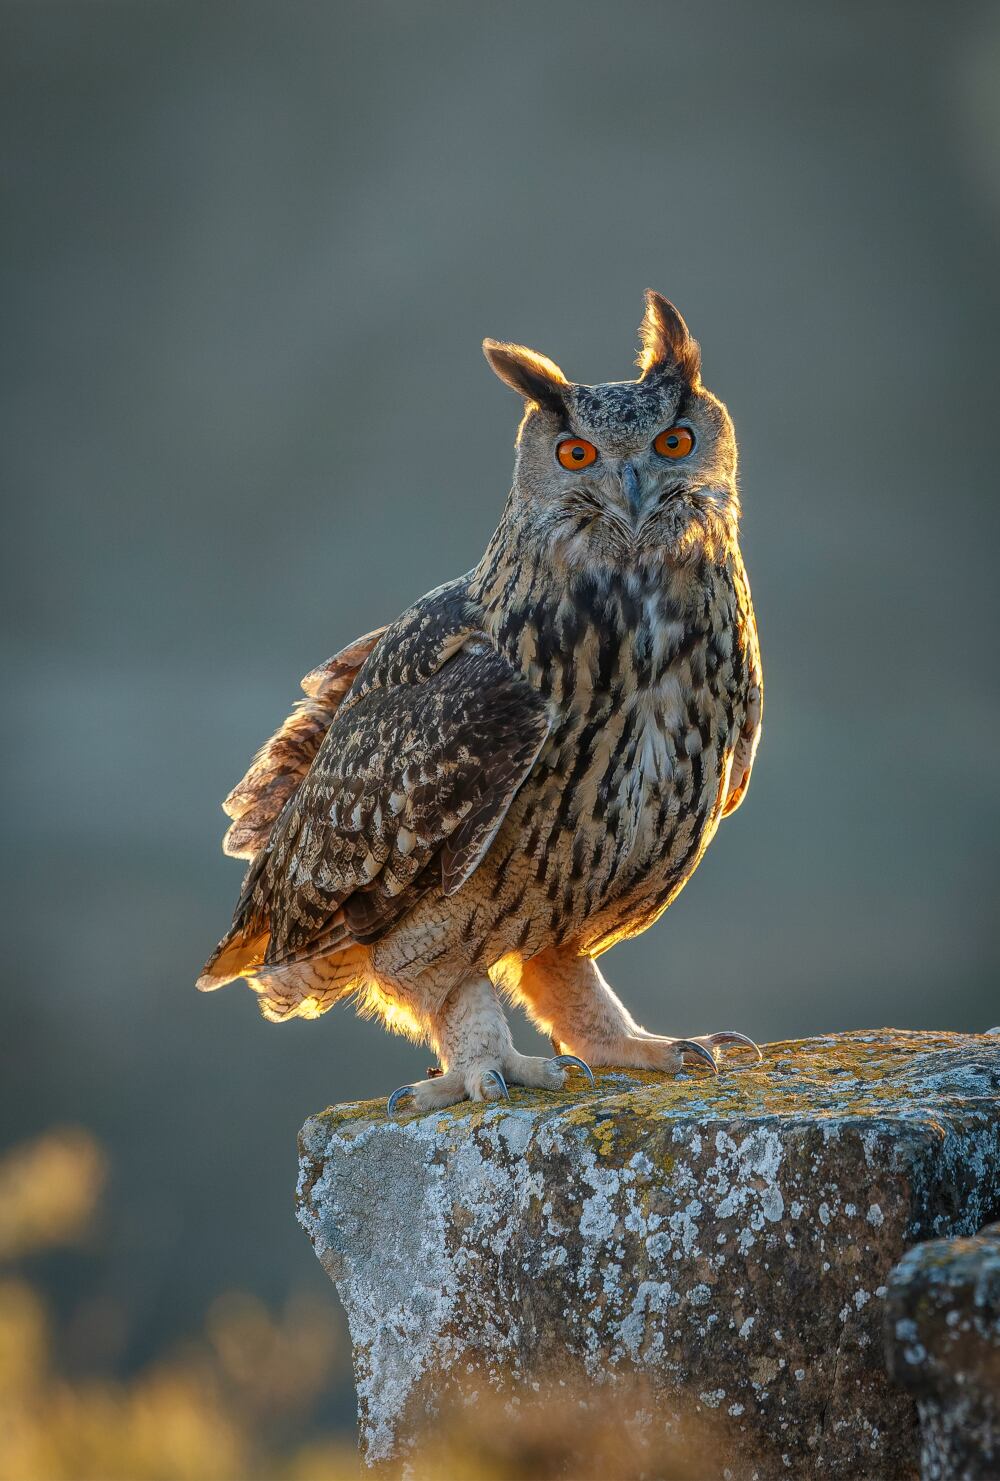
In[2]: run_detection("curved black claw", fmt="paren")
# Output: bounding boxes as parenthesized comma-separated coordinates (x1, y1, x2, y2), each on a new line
(551, 1053, 596, 1088)
(675, 1039, 720, 1074)
(482, 1068, 510, 1101)
(710, 1031, 763, 1061)
(387, 1085, 416, 1120)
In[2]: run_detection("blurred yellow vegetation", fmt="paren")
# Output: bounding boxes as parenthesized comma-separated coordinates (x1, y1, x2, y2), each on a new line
(0, 1129, 725, 1480)
(0, 1128, 106, 1262)
(0, 1129, 356, 1481)
(386, 1379, 726, 1481)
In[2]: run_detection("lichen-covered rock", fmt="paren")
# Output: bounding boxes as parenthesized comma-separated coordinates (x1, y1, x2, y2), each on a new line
(297, 1030, 1000, 1479)
(885, 1223, 1000, 1481)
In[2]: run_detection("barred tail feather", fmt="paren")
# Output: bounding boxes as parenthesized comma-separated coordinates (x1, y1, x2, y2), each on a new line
(250, 948, 369, 1022)
(196, 924, 269, 990)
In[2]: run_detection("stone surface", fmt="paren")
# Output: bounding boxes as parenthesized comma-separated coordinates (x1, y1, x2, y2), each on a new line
(297, 1030, 1000, 1478)
(886, 1223, 1000, 1481)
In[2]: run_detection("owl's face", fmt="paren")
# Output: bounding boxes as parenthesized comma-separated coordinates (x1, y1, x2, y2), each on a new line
(484, 293, 739, 572)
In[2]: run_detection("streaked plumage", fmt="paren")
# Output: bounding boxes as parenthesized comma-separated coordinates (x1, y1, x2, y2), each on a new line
(199, 293, 763, 1108)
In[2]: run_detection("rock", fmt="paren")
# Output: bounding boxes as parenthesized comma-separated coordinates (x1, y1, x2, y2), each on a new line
(885, 1223, 1000, 1481)
(297, 1030, 1000, 1478)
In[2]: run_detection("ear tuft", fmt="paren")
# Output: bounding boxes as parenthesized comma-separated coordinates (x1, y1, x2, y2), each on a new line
(482, 339, 568, 411)
(635, 290, 701, 385)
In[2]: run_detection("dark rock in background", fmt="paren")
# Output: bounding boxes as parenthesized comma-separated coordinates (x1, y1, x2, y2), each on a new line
(886, 1222, 1000, 1481)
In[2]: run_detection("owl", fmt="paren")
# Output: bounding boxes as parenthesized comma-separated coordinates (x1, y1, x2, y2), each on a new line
(199, 292, 763, 1114)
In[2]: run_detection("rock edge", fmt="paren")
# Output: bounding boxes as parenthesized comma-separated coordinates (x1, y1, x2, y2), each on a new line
(298, 1029, 1000, 1479)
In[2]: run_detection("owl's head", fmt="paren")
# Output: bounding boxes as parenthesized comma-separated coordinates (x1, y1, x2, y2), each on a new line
(483, 292, 738, 570)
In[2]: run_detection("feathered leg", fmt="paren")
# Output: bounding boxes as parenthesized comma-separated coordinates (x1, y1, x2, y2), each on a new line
(386, 977, 593, 1117)
(515, 948, 760, 1073)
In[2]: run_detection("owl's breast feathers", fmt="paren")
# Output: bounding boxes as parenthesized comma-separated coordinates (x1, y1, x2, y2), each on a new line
(199, 552, 761, 987)
(466, 547, 761, 956)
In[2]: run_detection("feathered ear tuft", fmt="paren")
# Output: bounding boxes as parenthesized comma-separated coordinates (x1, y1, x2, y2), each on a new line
(635, 290, 701, 385)
(482, 339, 568, 412)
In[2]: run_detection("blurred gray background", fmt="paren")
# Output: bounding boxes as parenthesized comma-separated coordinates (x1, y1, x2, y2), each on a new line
(2, 0, 998, 1438)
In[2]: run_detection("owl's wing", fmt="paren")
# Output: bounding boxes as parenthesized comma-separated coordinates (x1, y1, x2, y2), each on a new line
(200, 619, 549, 983)
(722, 678, 761, 816)
(219, 626, 388, 859)
(721, 561, 762, 818)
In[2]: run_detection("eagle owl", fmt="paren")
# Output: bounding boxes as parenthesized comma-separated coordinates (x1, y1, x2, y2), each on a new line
(199, 292, 763, 1113)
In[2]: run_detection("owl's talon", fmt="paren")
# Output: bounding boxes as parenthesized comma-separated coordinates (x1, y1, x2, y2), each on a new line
(550, 1053, 596, 1088)
(482, 1068, 510, 1101)
(707, 1031, 762, 1061)
(387, 1085, 416, 1119)
(675, 1039, 720, 1074)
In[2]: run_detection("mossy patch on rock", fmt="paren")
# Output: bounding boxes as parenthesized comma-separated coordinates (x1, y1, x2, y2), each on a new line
(298, 1029, 1000, 1479)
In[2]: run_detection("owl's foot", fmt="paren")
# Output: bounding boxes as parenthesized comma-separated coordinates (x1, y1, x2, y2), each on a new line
(386, 1071, 501, 1119)
(645, 1030, 764, 1078)
(386, 1051, 595, 1118)
(559, 1031, 760, 1076)
(550, 1053, 596, 1087)
(520, 955, 761, 1079)
(685, 1030, 762, 1065)
(648, 1030, 762, 1072)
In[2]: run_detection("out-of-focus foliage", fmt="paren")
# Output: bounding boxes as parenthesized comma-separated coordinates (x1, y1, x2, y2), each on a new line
(0, 1130, 355, 1481)
(0, 1129, 106, 1261)
(0, 1286, 357, 1479)
(387, 1378, 732, 1481)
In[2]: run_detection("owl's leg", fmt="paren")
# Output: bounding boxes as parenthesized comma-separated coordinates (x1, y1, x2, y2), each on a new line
(386, 976, 593, 1117)
(516, 948, 760, 1074)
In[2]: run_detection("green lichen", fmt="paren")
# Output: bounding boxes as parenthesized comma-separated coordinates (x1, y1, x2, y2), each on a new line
(306, 1030, 991, 1147)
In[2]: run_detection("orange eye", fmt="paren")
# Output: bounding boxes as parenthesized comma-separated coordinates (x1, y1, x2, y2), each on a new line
(556, 438, 598, 471)
(653, 425, 695, 460)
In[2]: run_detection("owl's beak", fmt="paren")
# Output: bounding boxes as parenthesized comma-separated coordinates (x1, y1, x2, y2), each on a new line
(620, 461, 642, 518)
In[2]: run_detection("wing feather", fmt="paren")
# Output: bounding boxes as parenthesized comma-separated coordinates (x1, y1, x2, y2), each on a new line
(241, 635, 549, 968)
(722, 558, 762, 817)
(220, 626, 387, 858)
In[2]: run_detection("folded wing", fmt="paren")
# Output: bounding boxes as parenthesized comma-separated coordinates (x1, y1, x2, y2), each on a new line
(721, 561, 763, 818)
(200, 631, 549, 984)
